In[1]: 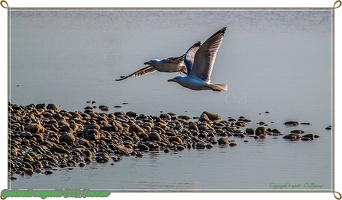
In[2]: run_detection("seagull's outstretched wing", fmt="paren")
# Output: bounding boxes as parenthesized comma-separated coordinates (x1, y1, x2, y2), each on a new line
(189, 27, 227, 82)
(115, 66, 156, 81)
(184, 41, 202, 75)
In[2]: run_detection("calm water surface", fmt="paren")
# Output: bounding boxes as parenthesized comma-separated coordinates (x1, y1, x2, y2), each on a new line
(9, 9, 333, 191)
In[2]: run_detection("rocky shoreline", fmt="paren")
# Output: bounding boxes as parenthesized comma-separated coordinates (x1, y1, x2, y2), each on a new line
(8, 102, 323, 180)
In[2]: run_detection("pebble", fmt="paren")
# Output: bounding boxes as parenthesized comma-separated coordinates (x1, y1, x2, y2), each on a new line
(284, 121, 299, 126)
(283, 133, 301, 140)
(217, 137, 229, 145)
(229, 143, 237, 147)
(149, 132, 161, 141)
(255, 126, 267, 136)
(245, 128, 255, 135)
(59, 132, 76, 143)
(169, 136, 183, 144)
(202, 111, 221, 121)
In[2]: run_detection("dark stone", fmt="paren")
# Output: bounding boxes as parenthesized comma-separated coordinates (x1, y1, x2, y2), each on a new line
(283, 133, 300, 140)
(301, 137, 312, 141)
(24, 123, 45, 133)
(245, 128, 255, 135)
(218, 137, 229, 144)
(59, 132, 75, 143)
(229, 143, 237, 147)
(202, 111, 221, 121)
(300, 122, 311, 125)
(169, 136, 183, 144)
(129, 124, 145, 134)
(47, 104, 58, 111)
(44, 171, 53, 175)
(291, 130, 304, 134)
(138, 143, 149, 151)
(272, 129, 281, 134)
(84, 129, 101, 140)
(178, 115, 190, 120)
(36, 104, 46, 109)
(255, 126, 267, 136)
(149, 132, 161, 141)
(126, 111, 137, 118)
(284, 121, 299, 127)
(164, 148, 170, 153)
(302, 134, 314, 140)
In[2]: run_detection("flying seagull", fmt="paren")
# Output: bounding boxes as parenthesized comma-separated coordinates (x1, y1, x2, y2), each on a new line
(115, 55, 187, 81)
(168, 27, 228, 92)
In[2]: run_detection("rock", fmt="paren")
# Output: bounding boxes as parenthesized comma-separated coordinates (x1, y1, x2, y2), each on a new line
(33, 133, 44, 142)
(291, 130, 304, 134)
(160, 113, 171, 120)
(272, 129, 281, 134)
(149, 132, 161, 141)
(301, 137, 311, 141)
(178, 115, 190, 120)
(138, 143, 149, 151)
(202, 111, 221, 121)
(195, 142, 206, 149)
(86, 122, 100, 130)
(129, 124, 145, 134)
(23, 154, 34, 162)
(169, 136, 183, 144)
(245, 128, 255, 135)
(284, 121, 299, 126)
(218, 137, 229, 144)
(36, 104, 46, 109)
(24, 123, 45, 133)
(199, 113, 210, 122)
(300, 122, 311, 125)
(283, 133, 300, 140)
(177, 145, 185, 151)
(258, 121, 266, 125)
(53, 144, 70, 153)
(198, 132, 208, 138)
(84, 129, 101, 140)
(79, 138, 92, 147)
(229, 142, 237, 147)
(302, 134, 314, 140)
(255, 126, 267, 135)
(47, 104, 59, 111)
(99, 105, 109, 111)
(79, 163, 85, 167)
(44, 171, 53, 175)
(126, 111, 137, 118)
(59, 132, 75, 143)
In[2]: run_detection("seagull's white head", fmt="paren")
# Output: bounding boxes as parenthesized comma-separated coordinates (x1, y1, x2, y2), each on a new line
(167, 76, 183, 83)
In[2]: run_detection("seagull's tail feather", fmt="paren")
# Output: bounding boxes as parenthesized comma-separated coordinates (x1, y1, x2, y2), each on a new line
(209, 84, 228, 92)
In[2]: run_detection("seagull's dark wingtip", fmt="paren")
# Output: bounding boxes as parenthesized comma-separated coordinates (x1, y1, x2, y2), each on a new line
(221, 27, 227, 33)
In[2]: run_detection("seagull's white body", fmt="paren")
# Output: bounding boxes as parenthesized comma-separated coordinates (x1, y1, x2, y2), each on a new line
(169, 76, 227, 91)
(116, 55, 186, 81)
(168, 27, 228, 92)
(147, 58, 185, 73)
